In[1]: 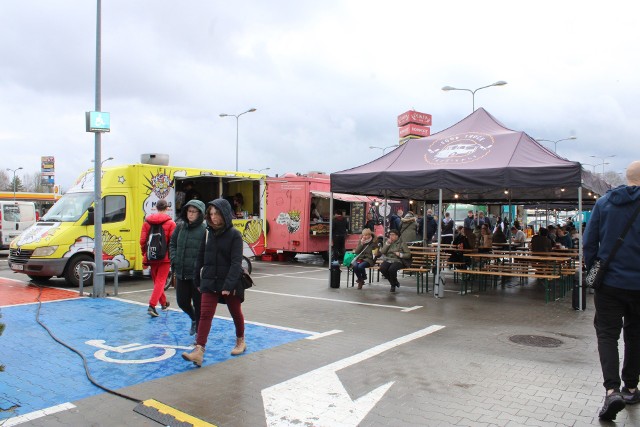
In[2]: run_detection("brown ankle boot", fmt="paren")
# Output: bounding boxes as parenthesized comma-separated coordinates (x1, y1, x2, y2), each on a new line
(357, 279, 365, 289)
(230, 337, 247, 356)
(182, 344, 204, 367)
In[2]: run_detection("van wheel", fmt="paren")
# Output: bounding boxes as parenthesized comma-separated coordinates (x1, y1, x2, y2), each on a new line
(65, 254, 94, 287)
(28, 275, 52, 283)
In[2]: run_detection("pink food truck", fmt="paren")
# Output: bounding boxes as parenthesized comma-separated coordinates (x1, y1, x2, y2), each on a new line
(264, 173, 389, 261)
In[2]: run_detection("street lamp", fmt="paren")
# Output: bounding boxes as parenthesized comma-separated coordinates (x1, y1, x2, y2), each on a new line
(369, 145, 397, 154)
(441, 80, 507, 112)
(219, 108, 257, 171)
(581, 163, 600, 174)
(535, 136, 577, 153)
(6, 167, 23, 201)
(249, 167, 270, 174)
(590, 155, 616, 175)
(92, 156, 114, 166)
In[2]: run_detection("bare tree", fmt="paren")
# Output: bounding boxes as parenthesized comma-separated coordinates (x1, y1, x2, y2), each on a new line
(0, 170, 10, 191)
(603, 171, 625, 187)
(22, 172, 51, 193)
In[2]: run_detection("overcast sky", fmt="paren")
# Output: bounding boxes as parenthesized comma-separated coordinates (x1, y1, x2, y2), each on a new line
(1, 1, 638, 191)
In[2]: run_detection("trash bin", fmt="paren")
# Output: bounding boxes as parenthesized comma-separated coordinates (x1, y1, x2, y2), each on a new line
(330, 261, 341, 288)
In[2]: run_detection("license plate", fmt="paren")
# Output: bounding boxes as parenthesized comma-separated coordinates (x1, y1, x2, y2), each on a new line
(12, 264, 24, 271)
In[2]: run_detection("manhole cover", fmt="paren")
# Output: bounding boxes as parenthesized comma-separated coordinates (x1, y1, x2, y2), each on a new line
(509, 335, 563, 348)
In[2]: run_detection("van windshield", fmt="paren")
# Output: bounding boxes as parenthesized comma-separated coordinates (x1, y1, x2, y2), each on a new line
(43, 192, 94, 222)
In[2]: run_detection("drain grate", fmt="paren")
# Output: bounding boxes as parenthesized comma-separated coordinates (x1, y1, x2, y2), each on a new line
(509, 334, 563, 348)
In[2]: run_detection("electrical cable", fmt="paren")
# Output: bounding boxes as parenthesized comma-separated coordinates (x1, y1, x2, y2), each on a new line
(33, 284, 142, 404)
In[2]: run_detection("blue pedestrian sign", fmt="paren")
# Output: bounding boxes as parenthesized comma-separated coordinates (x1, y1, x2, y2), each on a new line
(86, 111, 111, 132)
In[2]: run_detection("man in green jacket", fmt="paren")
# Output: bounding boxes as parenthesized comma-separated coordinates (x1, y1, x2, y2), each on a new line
(379, 229, 411, 293)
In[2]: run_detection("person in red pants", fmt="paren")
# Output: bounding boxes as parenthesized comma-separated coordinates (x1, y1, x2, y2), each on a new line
(140, 198, 176, 317)
(182, 198, 247, 367)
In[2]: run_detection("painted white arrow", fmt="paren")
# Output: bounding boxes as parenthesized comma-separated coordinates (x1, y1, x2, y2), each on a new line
(262, 324, 445, 427)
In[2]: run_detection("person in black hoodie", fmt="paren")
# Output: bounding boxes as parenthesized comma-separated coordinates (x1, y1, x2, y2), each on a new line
(182, 198, 247, 367)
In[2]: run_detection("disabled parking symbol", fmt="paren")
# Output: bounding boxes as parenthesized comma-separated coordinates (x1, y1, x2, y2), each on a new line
(86, 339, 192, 364)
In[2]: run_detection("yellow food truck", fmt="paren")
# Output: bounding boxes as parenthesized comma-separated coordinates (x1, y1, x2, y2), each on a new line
(9, 156, 266, 286)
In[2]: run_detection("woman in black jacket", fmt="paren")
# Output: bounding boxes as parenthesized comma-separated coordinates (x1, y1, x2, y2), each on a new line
(182, 198, 246, 367)
(169, 199, 206, 337)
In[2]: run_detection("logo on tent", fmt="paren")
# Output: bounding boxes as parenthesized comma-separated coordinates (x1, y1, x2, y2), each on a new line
(424, 132, 494, 164)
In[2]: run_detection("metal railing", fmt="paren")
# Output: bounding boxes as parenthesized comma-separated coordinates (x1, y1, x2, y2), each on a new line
(78, 260, 119, 297)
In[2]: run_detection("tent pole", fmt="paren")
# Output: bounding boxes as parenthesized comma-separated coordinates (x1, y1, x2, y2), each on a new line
(578, 186, 584, 310)
(436, 189, 444, 298)
(422, 201, 427, 242)
(384, 190, 388, 234)
(329, 193, 334, 284)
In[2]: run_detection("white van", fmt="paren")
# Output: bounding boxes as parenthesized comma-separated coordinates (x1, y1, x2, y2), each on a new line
(1, 201, 37, 249)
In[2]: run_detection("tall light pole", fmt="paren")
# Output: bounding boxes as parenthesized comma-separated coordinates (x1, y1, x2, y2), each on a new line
(6, 167, 23, 201)
(92, 156, 113, 166)
(219, 108, 257, 171)
(441, 80, 507, 112)
(249, 167, 270, 174)
(535, 136, 577, 153)
(590, 155, 615, 175)
(369, 145, 397, 154)
(581, 163, 600, 174)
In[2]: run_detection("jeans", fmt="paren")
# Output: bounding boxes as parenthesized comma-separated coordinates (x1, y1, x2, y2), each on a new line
(196, 292, 245, 348)
(594, 284, 640, 391)
(176, 278, 202, 330)
(353, 261, 370, 281)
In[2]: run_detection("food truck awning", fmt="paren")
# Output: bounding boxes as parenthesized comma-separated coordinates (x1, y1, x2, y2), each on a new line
(310, 190, 395, 203)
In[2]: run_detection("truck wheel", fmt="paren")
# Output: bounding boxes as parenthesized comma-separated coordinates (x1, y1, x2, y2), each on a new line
(242, 256, 252, 274)
(321, 251, 330, 263)
(28, 275, 52, 283)
(65, 254, 94, 287)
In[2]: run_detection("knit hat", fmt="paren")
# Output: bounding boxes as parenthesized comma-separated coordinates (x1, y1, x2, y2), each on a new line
(404, 212, 414, 218)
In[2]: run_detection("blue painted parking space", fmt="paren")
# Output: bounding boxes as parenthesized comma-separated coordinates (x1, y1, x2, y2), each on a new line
(0, 297, 311, 420)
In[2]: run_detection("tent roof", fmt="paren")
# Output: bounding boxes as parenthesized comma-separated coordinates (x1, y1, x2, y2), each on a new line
(331, 108, 610, 203)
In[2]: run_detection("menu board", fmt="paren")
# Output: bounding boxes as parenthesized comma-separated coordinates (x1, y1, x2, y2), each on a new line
(350, 202, 366, 234)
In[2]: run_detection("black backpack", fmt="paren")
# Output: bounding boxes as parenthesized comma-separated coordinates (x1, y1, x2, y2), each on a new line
(146, 222, 167, 261)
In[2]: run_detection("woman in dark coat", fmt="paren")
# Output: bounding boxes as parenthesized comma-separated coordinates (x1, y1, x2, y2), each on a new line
(182, 198, 246, 367)
(169, 199, 206, 337)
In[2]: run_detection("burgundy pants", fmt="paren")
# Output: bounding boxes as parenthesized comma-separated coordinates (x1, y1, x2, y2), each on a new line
(196, 292, 245, 348)
(148, 262, 169, 307)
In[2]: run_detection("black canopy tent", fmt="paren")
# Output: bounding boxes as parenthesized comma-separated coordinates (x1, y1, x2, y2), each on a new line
(330, 108, 609, 203)
(329, 108, 610, 302)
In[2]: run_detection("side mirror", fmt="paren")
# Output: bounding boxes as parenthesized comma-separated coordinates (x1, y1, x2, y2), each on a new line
(83, 206, 95, 226)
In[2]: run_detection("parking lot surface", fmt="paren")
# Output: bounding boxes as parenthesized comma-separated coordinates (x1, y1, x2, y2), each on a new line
(1, 253, 638, 426)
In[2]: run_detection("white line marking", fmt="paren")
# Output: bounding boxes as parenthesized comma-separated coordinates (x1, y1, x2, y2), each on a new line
(2, 402, 76, 426)
(262, 325, 445, 426)
(306, 329, 342, 340)
(249, 289, 422, 311)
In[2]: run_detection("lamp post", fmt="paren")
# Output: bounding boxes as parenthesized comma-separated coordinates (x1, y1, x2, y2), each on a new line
(581, 163, 599, 174)
(369, 145, 397, 154)
(6, 167, 23, 201)
(92, 156, 113, 166)
(590, 155, 616, 175)
(249, 167, 270, 174)
(219, 108, 257, 171)
(535, 136, 577, 153)
(441, 80, 507, 112)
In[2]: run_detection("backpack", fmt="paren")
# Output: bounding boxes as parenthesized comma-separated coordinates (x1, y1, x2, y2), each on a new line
(146, 222, 167, 261)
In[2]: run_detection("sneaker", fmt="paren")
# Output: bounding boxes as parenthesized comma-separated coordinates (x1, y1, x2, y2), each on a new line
(147, 305, 159, 317)
(161, 301, 170, 311)
(621, 387, 640, 404)
(598, 391, 625, 420)
(190, 321, 197, 336)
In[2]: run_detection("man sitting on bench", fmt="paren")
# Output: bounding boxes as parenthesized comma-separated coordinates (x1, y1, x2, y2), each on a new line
(379, 229, 411, 293)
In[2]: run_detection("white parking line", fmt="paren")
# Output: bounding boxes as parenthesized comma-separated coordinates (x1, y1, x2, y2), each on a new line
(2, 402, 76, 427)
(248, 289, 422, 311)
